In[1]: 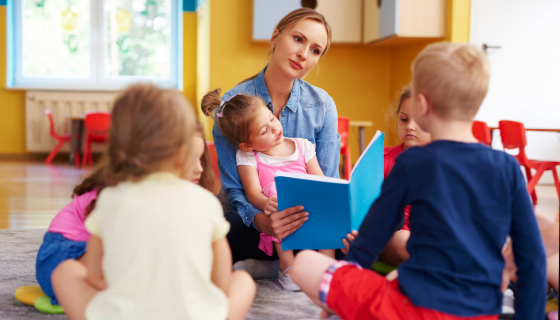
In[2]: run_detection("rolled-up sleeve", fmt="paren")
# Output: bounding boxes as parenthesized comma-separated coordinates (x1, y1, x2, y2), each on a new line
(212, 122, 262, 229)
(316, 95, 340, 178)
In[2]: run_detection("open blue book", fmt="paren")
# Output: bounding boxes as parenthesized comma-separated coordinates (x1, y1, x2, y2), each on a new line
(275, 131, 385, 250)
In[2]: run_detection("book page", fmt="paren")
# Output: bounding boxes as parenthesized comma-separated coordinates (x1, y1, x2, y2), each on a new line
(350, 130, 382, 180)
(349, 132, 385, 232)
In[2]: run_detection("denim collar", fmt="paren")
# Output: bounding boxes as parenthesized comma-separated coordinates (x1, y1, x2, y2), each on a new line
(254, 66, 300, 113)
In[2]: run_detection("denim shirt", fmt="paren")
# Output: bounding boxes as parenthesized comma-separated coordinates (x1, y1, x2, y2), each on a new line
(212, 67, 341, 229)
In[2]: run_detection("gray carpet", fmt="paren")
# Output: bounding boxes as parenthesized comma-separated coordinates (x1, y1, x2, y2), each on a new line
(0, 229, 322, 320)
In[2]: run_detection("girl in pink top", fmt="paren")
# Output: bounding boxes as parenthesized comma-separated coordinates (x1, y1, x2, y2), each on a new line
(36, 164, 108, 305)
(202, 88, 333, 291)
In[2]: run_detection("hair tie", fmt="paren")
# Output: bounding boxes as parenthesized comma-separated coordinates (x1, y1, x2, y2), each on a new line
(216, 94, 239, 119)
(216, 101, 226, 118)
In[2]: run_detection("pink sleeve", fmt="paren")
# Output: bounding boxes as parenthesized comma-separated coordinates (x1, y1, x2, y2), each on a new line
(48, 190, 98, 242)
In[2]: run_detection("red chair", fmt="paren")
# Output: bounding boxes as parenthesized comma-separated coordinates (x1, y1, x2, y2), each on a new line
(82, 112, 111, 167)
(498, 120, 560, 204)
(44, 110, 80, 165)
(472, 120, 492, 146)
(206, 141, 220, 182)
(338, 116, 352, 180)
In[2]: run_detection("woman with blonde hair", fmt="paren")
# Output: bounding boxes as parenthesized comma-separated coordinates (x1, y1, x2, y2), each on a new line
(213, 8, 340, 276)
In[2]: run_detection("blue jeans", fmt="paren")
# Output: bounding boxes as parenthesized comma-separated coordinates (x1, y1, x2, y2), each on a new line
(36, 232, 87, 305)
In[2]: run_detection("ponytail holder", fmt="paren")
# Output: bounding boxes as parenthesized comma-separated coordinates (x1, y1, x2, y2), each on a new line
(216, 94, 238, 119)
(217, 100, 225, 118)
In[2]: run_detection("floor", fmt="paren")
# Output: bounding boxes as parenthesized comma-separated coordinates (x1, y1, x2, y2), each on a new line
(0, 161, 89, 230)
(0, 160, 558, 230)
(0, 229, 323, 320)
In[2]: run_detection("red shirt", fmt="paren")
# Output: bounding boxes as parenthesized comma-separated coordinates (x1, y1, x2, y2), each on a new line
(383, 144, 410, 231)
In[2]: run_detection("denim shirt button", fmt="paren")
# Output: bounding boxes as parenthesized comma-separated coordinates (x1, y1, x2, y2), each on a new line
(282, 114, 285, 117)
(245, 216, 248, 220)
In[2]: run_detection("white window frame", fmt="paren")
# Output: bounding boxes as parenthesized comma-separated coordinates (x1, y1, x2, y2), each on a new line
(12, 0, 180, 90)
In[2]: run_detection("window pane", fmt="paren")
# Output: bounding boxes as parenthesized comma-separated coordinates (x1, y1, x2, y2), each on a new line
(22, 0, 90, 77)
(105, 0, 172, 78)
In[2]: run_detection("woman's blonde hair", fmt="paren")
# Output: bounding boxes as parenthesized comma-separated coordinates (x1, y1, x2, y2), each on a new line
(201, 88, 265, 148)
(105, 83, 196, 185)
(240, 8, 332, 84)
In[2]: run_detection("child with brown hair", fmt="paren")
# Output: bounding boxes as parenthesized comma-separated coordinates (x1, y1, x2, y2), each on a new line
(51, 84, 255, 320)
(35, 121, 218, 309)
(291, 42, 546, 320)
(202, 88, 334, 291)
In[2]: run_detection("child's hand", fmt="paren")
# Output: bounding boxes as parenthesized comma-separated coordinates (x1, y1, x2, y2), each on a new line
(386, 270, 398, 281)
(341, 230, 359, 254)
(264, 196, 278, 216)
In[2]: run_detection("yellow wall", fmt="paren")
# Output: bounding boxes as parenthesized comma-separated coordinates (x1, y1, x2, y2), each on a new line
(0, 6, 26, 154)
(0, 0, 470, 159)
(183, 11, 198, 109)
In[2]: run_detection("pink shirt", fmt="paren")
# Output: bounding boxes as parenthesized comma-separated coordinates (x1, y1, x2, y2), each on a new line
(48, 190, 97, 242)
(383, 144, 410, 231)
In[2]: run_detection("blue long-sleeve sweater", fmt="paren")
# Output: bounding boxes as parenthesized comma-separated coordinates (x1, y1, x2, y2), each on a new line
(345, 141, 547, 320)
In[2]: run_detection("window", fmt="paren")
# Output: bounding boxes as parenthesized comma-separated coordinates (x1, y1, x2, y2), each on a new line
(12, 0, 181, 90)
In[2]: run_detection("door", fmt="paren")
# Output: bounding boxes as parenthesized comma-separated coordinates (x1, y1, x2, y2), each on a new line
(470, 0, 560, 184)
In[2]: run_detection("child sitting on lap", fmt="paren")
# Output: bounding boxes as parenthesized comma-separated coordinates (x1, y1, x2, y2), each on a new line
(202, 88, 335, 291)
(51, 84, 255, 320)
(291, 42, 547, 320)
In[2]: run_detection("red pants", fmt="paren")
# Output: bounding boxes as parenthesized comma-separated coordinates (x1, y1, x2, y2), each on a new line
(325, 265, 499, 320)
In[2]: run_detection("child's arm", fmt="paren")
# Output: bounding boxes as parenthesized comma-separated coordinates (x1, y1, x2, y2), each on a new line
(82, 235, 107, 290)
(238, 165, 270, 212)
(508, 165, 546, 320)
(211, 237, 232, 293)
(344, 159, 408, 268)
(305, 156, 325, 176)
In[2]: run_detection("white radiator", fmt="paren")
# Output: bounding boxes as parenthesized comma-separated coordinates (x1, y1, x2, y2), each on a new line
(26, 91, 117, 153)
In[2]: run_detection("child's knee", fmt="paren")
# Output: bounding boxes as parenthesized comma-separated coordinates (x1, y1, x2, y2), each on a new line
(52, 260, 83, 285)
(232, 270, 256, 292)
(292, 250, 316, 280)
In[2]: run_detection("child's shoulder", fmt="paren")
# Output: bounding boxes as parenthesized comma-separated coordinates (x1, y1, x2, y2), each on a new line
(383, 144, 403, 156)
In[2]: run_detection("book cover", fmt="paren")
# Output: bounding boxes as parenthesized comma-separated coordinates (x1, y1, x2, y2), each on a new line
(275, 131, 385, 250)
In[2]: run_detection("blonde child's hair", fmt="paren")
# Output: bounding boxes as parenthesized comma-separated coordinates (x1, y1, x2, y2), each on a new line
(411, 42, 490, 120)
(385, 83, 411, 142)
(105, 83, 196, 185)
(201, 88, 265, 148)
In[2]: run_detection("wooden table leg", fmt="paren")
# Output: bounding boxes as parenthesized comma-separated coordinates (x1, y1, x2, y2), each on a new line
(359, 126, 365, 154)
(69, 120, 78, 164)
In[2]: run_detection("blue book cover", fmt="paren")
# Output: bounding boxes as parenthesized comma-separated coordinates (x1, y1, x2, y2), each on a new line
(276, 131, 385, 250)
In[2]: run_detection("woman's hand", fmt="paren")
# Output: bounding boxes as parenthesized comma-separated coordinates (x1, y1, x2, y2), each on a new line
(254, 205, 308, 240)
(341, 230, 359, 254)
(264, 196, 278, 216)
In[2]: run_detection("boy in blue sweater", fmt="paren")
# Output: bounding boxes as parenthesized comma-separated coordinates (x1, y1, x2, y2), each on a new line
(291, 42, 547, 320)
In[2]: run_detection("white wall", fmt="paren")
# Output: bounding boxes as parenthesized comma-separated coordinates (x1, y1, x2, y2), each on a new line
(470, 0, 560, 184)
